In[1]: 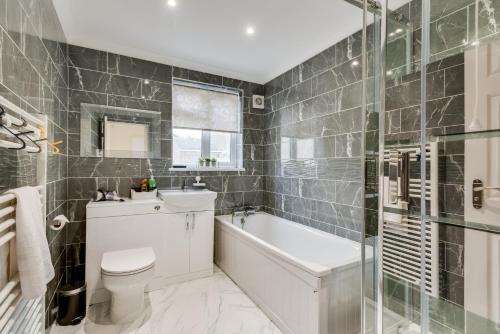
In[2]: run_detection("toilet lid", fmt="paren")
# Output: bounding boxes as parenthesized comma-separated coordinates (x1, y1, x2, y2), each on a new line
(101, 247, 156, 275)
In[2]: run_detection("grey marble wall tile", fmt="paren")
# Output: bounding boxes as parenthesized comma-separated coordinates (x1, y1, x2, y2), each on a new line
(335, 132, 362, 158)
(300, 179, 335, 202)
(68, 199, 89, 222)
(141, 80, 172, 102)
(67, 177, 107, 200)
(68, 89, 107, 110)
(173, 67, 223, 85)
(222, 77, 264, 96)
(430, 8, 468, 56)
(108, 73, 142, 98)
(223, 175, 262, 193)
(66, 220, 86, 245)
(426, 95, 464, 128)
(335, 33, 362, 66)
(68, 45, 107, 71)
(68, 157, 142, 177)
(68, 111, 80, 134)
(108, 53, 172, 83)
(335, 181, 363, 207)
(69, 66, 110, 92)
(314, 136, 336, 158)
(216, 192, 244, 210)
(300, 45, 336, 82)
(444, 64, 464, 96)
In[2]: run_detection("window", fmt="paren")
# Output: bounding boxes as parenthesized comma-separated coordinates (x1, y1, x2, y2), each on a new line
(172, 79, 243, 168)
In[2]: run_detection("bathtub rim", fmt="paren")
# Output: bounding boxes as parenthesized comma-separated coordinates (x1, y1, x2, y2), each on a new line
(215, 212, 365, 278)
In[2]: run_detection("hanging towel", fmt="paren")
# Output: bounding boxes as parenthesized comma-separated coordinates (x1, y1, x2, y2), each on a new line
(6, 187, 54, 299)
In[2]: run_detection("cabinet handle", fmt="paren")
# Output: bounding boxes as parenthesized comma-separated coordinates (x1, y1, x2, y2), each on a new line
(185, 213, 190, 230)
(192, 213, 196, 230)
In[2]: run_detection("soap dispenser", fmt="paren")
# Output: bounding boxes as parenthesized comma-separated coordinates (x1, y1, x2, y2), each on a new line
(148, 177, 157, 191)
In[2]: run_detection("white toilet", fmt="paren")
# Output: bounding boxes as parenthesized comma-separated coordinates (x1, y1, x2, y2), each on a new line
(101, 247, 156, 324)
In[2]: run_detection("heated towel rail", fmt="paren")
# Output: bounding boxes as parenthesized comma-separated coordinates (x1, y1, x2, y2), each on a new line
(382, 143, 439, 297)
(0, 186, 45, 333)
(0, 96, 47, 333)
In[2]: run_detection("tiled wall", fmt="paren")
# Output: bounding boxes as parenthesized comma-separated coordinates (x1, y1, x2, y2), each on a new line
(0, 0, 69, 327)
(262, 30, 368, 242)
(65, 45, 265, 283)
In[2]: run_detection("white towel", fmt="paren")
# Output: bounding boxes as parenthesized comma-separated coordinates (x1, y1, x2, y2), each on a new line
(6, 187, 54, 299)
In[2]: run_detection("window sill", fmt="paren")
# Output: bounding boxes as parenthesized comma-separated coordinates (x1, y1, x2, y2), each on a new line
(169, 167, 246, 172)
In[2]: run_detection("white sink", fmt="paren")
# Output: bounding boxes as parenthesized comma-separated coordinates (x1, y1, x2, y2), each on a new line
(158, 189, 217, 212)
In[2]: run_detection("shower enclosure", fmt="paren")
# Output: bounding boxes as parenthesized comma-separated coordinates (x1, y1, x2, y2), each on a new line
(354, 0, 500, 333)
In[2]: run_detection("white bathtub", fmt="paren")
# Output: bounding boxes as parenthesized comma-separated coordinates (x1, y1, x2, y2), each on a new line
(215, 212, 365, 334)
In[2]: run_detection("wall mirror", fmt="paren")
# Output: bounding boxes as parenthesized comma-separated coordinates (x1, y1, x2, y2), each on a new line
(80, 103, 162, 159)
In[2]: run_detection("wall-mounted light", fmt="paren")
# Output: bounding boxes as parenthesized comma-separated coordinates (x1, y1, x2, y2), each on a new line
(144, 79, 150, 85)
(351, 60, 359, 67)
(167, 0, 177, 8)
(395, 28, 403, 34)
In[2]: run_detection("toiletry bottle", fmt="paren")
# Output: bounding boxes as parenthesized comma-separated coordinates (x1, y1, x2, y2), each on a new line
(148, 177, 157, 192)
(140, 179, 149, 192)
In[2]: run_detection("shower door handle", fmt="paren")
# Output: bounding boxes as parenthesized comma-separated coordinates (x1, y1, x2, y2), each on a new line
(473, 179, 500, 209)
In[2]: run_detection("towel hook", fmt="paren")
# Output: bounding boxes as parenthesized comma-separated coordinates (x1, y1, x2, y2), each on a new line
(0, 106, 28, 150)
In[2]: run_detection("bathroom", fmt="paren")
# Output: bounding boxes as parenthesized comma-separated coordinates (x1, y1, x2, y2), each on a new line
(0, 0, 499, 333)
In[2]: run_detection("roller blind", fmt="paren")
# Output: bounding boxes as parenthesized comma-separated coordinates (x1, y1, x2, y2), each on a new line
(172, 81, 241, 133)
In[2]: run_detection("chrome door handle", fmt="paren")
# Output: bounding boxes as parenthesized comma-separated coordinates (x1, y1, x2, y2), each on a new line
(192, 212, 196, 230)
(472, 179, 500, 209)
(185, 213, 190, 230)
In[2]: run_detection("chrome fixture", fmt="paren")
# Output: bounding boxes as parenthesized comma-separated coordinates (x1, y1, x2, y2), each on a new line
(231, 206, 257, 228)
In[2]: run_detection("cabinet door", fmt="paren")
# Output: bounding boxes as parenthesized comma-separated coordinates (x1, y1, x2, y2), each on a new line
(189, 211, 214, 273)
(160, 213, 191, 278)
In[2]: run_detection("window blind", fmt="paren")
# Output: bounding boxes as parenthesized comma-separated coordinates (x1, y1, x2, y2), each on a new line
(172, 81, 241, 133)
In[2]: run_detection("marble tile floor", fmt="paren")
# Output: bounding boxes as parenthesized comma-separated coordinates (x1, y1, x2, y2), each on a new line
(50, 268, 282, 334)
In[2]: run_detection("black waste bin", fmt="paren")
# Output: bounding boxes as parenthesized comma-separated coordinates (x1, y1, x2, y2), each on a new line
(57, 281, 86, 326)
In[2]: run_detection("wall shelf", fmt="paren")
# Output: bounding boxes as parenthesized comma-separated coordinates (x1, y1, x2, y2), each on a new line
(383, 206, 500, 235)
(431, 129, 500, 143)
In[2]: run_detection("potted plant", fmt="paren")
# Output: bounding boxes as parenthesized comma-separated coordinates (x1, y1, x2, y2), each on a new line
(211, 158, 217, 167)
(198, 156, 205, 167)
(204, 157, 211, 167)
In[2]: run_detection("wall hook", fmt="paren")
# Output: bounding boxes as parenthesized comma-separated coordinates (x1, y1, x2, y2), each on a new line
(48, 140, 63, 156)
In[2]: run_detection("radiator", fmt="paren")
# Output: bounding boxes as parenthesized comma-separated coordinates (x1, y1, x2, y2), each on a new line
(0, 96, 48, 333)
(0, 187, 45, 333)
(382, 143, 439, 297)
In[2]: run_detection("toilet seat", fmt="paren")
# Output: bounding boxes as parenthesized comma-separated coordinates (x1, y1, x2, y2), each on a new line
(101, 247, 156, 276)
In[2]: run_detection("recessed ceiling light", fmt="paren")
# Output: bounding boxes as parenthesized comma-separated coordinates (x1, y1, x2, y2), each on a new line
(167, 0, 177, 7)
(144, 79, 150, 85)
(351, 60, 359, 67)
(246, 26, 255, 36)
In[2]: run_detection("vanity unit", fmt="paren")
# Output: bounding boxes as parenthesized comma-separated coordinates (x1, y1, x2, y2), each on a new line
(86, 190, 217, 308)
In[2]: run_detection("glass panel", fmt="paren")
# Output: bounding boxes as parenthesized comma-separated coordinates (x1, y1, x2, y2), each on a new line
(172, 128, 202, 165)
(425, 0, 500, 332)
(379, 0, 427, 332)
(210, 131, 231, 164)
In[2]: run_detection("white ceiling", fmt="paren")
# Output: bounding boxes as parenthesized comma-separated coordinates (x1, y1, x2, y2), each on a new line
(53, 0, 367, 84)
